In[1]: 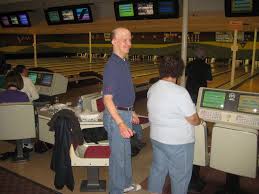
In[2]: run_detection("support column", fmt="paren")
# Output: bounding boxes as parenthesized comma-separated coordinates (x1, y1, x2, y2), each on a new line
(230, 29, 238, 86)
(33, 33, 38, 67)
(251, 28, 257, 76)
(180, 0, 189, 87)
(89, 32, 92, 64)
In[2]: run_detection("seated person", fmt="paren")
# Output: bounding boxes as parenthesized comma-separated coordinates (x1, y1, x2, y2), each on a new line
(0, 70, 33, 152)
(0, 70, 29, 103)
(14, 65, 39, 102)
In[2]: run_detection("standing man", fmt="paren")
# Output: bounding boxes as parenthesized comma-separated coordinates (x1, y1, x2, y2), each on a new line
(15, 65, 39, 102)
(185, 47, 212, 192)
(186, 47, 212, 104)
(103, 27, 141, 194)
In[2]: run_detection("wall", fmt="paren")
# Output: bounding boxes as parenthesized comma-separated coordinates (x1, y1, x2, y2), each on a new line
(0, 0, 258, 34)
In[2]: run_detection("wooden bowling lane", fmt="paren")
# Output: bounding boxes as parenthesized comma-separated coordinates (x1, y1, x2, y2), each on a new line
(236, 73, 259, 93)
(208, 67, 247, 88)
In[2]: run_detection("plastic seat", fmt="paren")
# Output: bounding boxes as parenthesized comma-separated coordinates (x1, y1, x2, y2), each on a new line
(70, 142, 110, 192)
(0, 102, 36, 161)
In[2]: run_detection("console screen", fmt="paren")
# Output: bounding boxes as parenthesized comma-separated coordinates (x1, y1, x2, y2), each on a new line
(28, 72, 38, 84)
(238, 95, 259, 114)
(202, 90, 226, 109)
(40, 74, 53, 86)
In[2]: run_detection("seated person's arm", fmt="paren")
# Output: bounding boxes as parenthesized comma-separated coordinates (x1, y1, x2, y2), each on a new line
(28, 79, 39, 100)
(185, 113, 201, 126)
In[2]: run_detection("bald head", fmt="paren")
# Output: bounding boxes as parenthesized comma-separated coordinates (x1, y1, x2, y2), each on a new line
(111, 27, 131, 40)
(111, 27, 132, 59)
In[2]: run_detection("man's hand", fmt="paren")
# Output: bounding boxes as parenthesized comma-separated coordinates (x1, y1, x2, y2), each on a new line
(118, 122, 133, 138)
(132, 111, 140, 124)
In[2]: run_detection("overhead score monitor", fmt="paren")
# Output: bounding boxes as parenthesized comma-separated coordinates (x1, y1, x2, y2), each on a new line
(225, 0, 259, 17)
(44, 4, 93, 25)
(0, 11, 31, 27)
(114, 0, 179, 21)
(28, 71, 68, 96)
(197, 87, 259, 129)
(137, 2, 155, 17)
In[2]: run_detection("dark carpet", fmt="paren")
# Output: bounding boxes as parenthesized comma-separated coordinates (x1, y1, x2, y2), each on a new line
(0, 166, 61, 194)
(141, 166, 259, 194)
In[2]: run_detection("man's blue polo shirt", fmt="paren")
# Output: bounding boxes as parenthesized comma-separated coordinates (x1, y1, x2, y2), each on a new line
(103, 53, 135, 107)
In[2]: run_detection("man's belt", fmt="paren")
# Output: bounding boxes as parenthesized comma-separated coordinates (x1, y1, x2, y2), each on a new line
(116, 106, 134, 111)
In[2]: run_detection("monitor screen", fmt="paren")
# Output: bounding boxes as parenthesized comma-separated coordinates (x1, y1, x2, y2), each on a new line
(158, 1, 176, 15)
(76, 7, 90, 21)
(45, 4, 92, 24)
(0, 16, 11, 26)
(18, 14, 29, 25)
(10, 15, 19, 25)
(48, 11, 60, 23)
(28, 72, 38, 84)
(225, 0, 259, 16)
(40, 74, 53, 86)
(231, 0, 253, 13)
(201, 90, 226, 109)
(137, 2, 154, 16)
(119, 3, 135, 17)
(238, 95, 259, 114)
(61, 9, 74, 21)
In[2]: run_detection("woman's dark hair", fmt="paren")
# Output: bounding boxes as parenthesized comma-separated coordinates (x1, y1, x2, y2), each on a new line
(14, 64, 26, 74)
(4, 70, 24, 90)
(159, 55, 184, 79)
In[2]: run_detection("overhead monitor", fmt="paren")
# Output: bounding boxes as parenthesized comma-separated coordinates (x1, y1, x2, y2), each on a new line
(76, 7, 91, 21)
(137, 2, 154, 16)
(114, 2, 135, 20)
(0, 16, 11, 26)
(197, 87, 259, 129)
(45, 4, 93, 25)
(114, 0, 179, 21)
(119, 3, 134, 17)
(158, 0, 179, 18)
(47, 11, 61, 23)
(10, 15, 19, 24)
(225, 0, 259, 17)
(61, 9, 74, 21)
(0, 12, 31, 27)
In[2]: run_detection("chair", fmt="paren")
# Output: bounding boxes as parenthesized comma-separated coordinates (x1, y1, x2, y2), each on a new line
(70, 141, 110, 192)
(81, 92, 102, 112)
(0, 102, 36, 161)
(90, 95, 104, 112)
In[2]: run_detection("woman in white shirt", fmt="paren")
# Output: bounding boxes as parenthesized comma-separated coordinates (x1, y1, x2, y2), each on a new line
(147, 56, 202, 194)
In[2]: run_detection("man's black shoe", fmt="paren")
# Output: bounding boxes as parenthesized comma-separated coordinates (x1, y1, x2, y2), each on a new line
(188, 179, 205, 193)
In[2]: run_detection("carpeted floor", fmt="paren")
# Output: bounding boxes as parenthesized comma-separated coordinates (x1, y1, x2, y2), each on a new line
(141, 166, 259, 194)
(0, 166, 62, 194)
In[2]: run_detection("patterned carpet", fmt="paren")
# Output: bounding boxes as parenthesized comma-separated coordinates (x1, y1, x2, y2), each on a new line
(141, 166, 259, 194)
(0, 166, 61, 194)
